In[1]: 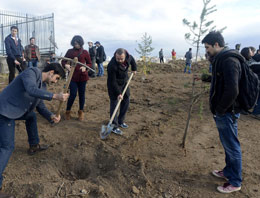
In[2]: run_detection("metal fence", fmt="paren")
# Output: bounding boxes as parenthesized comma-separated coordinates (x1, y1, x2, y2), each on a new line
(0, 10, 56, 56)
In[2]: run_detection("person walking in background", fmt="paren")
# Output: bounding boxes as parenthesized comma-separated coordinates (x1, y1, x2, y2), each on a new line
(159, 48, 164, 63)
(202, 31, 242, 194)
(171, 49, 176, 60)
(24, 37, 40, 68)
(4, 26, 26, 83)
(95, 41, 106, 77)
(184, 48, 192, 74)
(88, 41, 96, 77)
(107, 48, 137, 135)
(62, 35, 92, 121)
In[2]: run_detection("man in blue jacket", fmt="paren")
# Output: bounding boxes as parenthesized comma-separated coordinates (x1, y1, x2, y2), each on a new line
(4, 26, 26, 83)
(0, 63, 69, 198)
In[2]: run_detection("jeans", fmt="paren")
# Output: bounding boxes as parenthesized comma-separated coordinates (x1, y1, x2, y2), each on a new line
(160, 57, 164, 63)
(28, 59, 38, 67)
(184, 62, 191, 73)
(252, 95, 260, 115)
(0, 111, 39, 188)
(214, 112, 242, 187)
(97, 62, 104, 76)
(110, 96, 130, 128)
(66, 81, 87, 111)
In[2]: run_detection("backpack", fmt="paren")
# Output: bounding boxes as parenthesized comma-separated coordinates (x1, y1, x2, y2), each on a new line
(220, 50, 260, 112)
(103, 51, 106, 61)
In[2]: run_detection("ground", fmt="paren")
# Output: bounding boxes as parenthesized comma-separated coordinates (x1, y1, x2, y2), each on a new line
(0, 60, 260, 198)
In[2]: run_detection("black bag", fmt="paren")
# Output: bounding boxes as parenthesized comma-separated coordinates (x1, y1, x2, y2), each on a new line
(103, 51, 106, 61)
(221, 50, 260, 112)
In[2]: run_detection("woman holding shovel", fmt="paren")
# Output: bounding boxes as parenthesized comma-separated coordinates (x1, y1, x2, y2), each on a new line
(62, 35, 92, 121)
(106, 48, 137, 135)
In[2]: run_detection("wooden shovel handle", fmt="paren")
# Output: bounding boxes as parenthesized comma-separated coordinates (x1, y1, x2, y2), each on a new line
(56, 57, 78, 116)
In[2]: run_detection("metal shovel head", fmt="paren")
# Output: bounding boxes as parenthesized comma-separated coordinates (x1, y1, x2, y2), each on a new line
(100, 123, 114, 140)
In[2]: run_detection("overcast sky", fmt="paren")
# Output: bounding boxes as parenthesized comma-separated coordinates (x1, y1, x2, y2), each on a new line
(1, 0, 260, 58)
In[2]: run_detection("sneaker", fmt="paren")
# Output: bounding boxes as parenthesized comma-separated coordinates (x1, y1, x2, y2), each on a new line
(112, 128, 123, 135)
(119, 123, 128, 128)
(217, 183, 241, 193)
(212, 170, 228, 180)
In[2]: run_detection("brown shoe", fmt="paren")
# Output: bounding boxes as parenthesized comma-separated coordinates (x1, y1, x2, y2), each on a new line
(0, 191, 15, 198)
(65, 110, 71, 120)
(27, 144, 49, 156)
(78, 110, 84, 121)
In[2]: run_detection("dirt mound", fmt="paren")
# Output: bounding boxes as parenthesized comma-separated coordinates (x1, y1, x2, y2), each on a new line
(1, 61, 260, 197)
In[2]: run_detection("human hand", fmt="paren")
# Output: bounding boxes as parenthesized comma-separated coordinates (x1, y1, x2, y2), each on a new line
(51, 114, 61, 123)
(53, 93, 70, 101)
(80, 66, 86, 72)
(14, 60, 20, 65)
(132, 71, 137, 75)
(118, 94, 123, 100)
(65, 64, 71, 71)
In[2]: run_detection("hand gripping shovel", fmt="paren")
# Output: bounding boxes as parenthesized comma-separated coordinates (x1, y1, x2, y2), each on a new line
(100, 72, 134, 139)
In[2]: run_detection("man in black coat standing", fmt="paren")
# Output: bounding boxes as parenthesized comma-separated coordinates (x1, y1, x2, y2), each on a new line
(95, 41, 105, 77)
(107, 48, 137, 135)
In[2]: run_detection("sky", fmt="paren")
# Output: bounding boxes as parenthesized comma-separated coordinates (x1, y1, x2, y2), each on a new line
(1, 0, 260, 59)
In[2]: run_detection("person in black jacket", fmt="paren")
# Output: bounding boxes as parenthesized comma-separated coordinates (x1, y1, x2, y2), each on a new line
(95, 41, 105, 77)
(88, 41, 96, 77)
(107, 48, 137, 135)
(202, 31, 242, 194)
(4, 26, 26, 83)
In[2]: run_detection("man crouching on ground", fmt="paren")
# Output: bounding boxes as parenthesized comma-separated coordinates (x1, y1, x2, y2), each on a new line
(0, 63, 69, 198)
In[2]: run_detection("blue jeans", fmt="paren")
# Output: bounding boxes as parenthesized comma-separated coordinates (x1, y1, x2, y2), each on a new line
(184, 62, 191, 73)
(214, 113, 242, 187)
(28, 59, 38, 67)
(252, 96, 260, 115)
(110, 96, 130, 127)
(97, 63, 104, 76)
(66, 81, 87, 111)
(0, 111, 39, 188)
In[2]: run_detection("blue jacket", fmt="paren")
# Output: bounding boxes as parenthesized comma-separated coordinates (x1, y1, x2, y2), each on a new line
(5, 34, 24, 61)
(0, 67, 54, 120)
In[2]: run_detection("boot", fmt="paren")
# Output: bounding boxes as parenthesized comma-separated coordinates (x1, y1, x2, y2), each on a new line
(78, 110, 84, 121)
(65, 110, 71, 120)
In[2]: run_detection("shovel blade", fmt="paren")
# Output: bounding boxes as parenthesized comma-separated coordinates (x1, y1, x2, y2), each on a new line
(100, 124, 114, 140)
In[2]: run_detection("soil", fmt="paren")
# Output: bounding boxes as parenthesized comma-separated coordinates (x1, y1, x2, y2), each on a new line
(0, 60, 260, 198)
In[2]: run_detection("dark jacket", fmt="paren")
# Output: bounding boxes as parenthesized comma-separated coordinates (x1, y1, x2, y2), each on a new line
(96, 45, 105, 64)
(210, 49, 242, 115)
(185, 50, 192, 64)
(62, 48, 92, 82)
(107, 51, 137, 100)
(0, 67, 53, 120)
(252, 54, 260, 62)
(89, 46, 96, 59)
(250, 62, 260, 79)
(5, 34, 24, 61)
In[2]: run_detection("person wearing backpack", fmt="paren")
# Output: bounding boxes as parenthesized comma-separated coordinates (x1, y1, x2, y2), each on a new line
(95, 41, 106, 77)
(62, 35, 92, 121)
(202, 31, 243, 194)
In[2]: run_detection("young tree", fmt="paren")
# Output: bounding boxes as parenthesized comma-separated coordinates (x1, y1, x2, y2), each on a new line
(183, 0, 226, 62)
(135, 32, 154, 61)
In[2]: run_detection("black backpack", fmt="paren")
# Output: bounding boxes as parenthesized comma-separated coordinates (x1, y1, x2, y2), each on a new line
(103, 51, 107, 61)
(220, 50, 260, 112)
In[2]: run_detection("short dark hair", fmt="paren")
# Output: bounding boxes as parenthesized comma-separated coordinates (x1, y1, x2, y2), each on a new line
(249, 46, 256, 54)
(115, 48, 126, 55)
(10, 26, 18, 31)
(189, 48, 192, 51)
(30, 37, 35, 41)
(42, 63, 65, 79)
(240, 47, 251, 61)
(202, 31, 225, 47)
(71, 35, 84, 47)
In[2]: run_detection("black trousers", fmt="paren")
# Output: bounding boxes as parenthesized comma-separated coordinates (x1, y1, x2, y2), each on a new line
(110, 95, 130, 127)
(160, 57, 164, 63)
(7, 57, 26, 83)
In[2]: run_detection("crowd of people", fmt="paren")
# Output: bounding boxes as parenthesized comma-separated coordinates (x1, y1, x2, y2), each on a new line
(1, 25, 260, 197)
(0, 26, 137, 198)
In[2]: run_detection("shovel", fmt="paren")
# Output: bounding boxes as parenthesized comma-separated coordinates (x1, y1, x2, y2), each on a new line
(100, 72, 134, 139)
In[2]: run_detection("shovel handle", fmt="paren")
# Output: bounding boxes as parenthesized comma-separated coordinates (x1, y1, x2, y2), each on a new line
(108, 72, 134, 125)
(56, 57, 78, 116)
